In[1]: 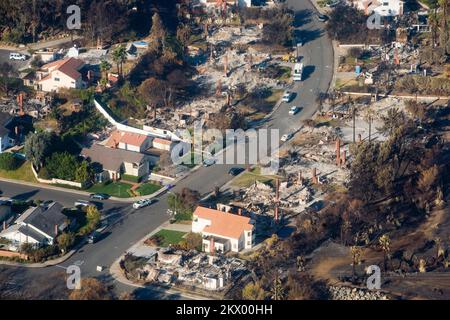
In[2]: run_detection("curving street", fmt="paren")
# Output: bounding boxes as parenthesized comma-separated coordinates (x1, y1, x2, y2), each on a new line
(0, 0, 334, 299)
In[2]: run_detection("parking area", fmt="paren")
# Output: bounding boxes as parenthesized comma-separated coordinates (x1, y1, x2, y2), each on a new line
(0, 49, 29, 70)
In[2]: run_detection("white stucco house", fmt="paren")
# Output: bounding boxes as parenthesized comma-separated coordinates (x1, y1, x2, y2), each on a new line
(192, 206, 255, 253)
(350, 0, 404, 17)
(37, 57, 85, 92)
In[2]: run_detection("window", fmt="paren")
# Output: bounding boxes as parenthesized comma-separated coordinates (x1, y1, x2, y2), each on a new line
(233, 243, 237, 249)
(383, 2, 388, 5)
(247, 231, 251, 237)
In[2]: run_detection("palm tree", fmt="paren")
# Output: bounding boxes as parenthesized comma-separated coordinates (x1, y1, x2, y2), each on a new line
(350, 246, 363, 283)
(99, 60, 112, 80)
(378, 234, 391, 272)
(270, 275, 285, 300)
(112, 45, 127, 79)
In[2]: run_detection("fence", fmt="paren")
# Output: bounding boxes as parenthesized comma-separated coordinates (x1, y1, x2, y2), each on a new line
(30, 164, 85, 189)
(0, 249, 28, 260)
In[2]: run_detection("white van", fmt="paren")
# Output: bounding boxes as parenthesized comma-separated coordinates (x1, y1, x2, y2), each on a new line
(9, 52, 27, 61)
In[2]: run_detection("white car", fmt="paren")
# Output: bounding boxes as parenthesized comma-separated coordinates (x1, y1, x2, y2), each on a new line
(74, 200, 93, 208)
(133, 198, 158, 209)
(282, 91, 293, 103)
(9, 52, 27, 61)
(289, 106, 300, 115)
(203, 158, 216, 167)
(281, 133, 294, 142)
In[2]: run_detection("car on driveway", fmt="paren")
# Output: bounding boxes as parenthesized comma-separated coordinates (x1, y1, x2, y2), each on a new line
(228, 167, 245, 176)
(203, 158, 216, 167)
(133, 198, 158, 209)
(9, 52, 27, 61)
(74, 200, 94, 208)
(289, 106, 300, 115)
(90, 193, 110, 200)
(282, 91, 294, 103)
(281, 133, 294, 142)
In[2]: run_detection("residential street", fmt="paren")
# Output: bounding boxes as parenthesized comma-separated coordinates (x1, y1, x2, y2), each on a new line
(0, 0, 333, 299)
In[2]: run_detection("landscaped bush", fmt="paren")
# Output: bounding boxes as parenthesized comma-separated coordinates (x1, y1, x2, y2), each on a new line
(144, 234, 164, 247)
(0, 153, 19, 170)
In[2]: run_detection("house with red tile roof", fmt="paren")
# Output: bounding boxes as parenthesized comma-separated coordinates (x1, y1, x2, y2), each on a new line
(192, 206, 255, 253)
(37, 57, 85, 92)
(106, 130, 152, 153)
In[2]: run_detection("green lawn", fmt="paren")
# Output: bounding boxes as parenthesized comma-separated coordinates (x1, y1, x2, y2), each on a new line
(87, 181, 133, 198)
(135, 182, 162, 196)
(0, 160, 37, 183)
(153, 229, 187, 247)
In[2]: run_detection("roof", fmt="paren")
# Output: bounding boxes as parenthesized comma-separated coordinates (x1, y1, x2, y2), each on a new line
(193, 206, 253, 240)
(40, 57, 84, 81)
(153, 138, 172, 145)
(23, 202, 67, 238)
(81, 144, 146, 172)
(18, 225, 49, 243)
(106, 130, 149, 148)
(0, 205, 12, 223)
(0, 112, 13, 137)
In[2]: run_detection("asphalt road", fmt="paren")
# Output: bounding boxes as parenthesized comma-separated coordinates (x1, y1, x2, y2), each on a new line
(0, 49, 29, 71)
(0, 0, 334, 300)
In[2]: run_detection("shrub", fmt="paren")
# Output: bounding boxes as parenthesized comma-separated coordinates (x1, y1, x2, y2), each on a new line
(0, 153, 19, 170)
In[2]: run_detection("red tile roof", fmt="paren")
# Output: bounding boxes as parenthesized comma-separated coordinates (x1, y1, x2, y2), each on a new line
(106, 130, 149, 148)
(193, 206, 253, 240)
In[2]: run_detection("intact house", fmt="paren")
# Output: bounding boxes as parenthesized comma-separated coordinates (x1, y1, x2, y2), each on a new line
(81, 143, 156, 182)
(34, 57, 86, 92)
(350, 0, 404, 17)
(106, 130, 153, 153)
(0, 112, 32, 153)
(192, 206, 255, 253)
(0, 202, 69, 249)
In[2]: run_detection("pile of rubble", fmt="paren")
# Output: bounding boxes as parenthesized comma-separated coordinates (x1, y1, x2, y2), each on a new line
(133, 249, 247, 291)
(328, 286, 389, 300)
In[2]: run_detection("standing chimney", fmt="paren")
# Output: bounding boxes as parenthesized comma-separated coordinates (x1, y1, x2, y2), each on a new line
(3, 221, 6, 231)
(312, 168, 318, 184)
(238, 208, 242, 216)
(17, 93, 24, 116)
(54, 224, 58, 236)
(274, 205, 279, 222)
(275, 179, 280, 202)
(210, 237, 215, 255)
(216, 79, 222, 97)
(342, 150, 347, 165)
(298, 170, 302, 185)
(336, 138, 341, 166)
(224, 54, 228, 76)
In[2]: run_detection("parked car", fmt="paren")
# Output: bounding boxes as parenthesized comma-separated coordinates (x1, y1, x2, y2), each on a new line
(289, 106, 300, 115)
(133, 198, 158, 209)
(228, 167, 245, 176)
(317, 14, 329, 22)
(281, 133, 294, 142)
(203, 158, 216, 167)
(88, 225, 107, 244)
(282, 91, 294, 103)
(90, 193, 110, 200)
(9, 52, 27, 61)
(74, 200, 93, 208)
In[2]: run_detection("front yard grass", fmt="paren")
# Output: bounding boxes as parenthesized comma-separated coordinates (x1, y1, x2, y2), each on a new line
(153, 229, 187, 247)
(87, 181, 133, 198)
(135, 182, 162, 196)
(0, 160, 37, 183)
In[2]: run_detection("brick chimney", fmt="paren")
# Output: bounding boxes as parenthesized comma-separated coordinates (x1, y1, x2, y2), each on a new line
(342, 150, 347, 165)
(312, 167, 318, 184)
(224, 54, 228, 76)
(336, 138, 341, 166)
(3, 221, 6, 231)
(54, 224, 59, 236)
(210, 237, 215, 255)
(298, 170, 302, 185)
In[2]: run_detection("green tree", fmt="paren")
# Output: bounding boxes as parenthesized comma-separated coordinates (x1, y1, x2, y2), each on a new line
(149, 12, 167, 52)
(45, 152, 79, 181)
(57, 232, 75, 252)
(75, 161, 94, 184)
(86, 205, 101, 229)
(99, 59, 112, 80)
(112, 45, 127, 78)
(0, 153, 19, 170)
(242, 282, 267, 300)
(24, 132, 54, 170)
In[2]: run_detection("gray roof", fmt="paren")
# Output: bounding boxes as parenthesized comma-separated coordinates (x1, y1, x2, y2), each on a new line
(81, 144, 146, 172)
(0, 205, 12, 223)
(18, 225, 49, 243)
(0, 112, 13, 137)
(23, 202, 67, 237)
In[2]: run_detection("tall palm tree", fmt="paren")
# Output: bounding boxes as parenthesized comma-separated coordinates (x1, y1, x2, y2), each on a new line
(112, 45, 127, 79)
(378, 234, 391, 272)
(99, 60, 111, 80)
